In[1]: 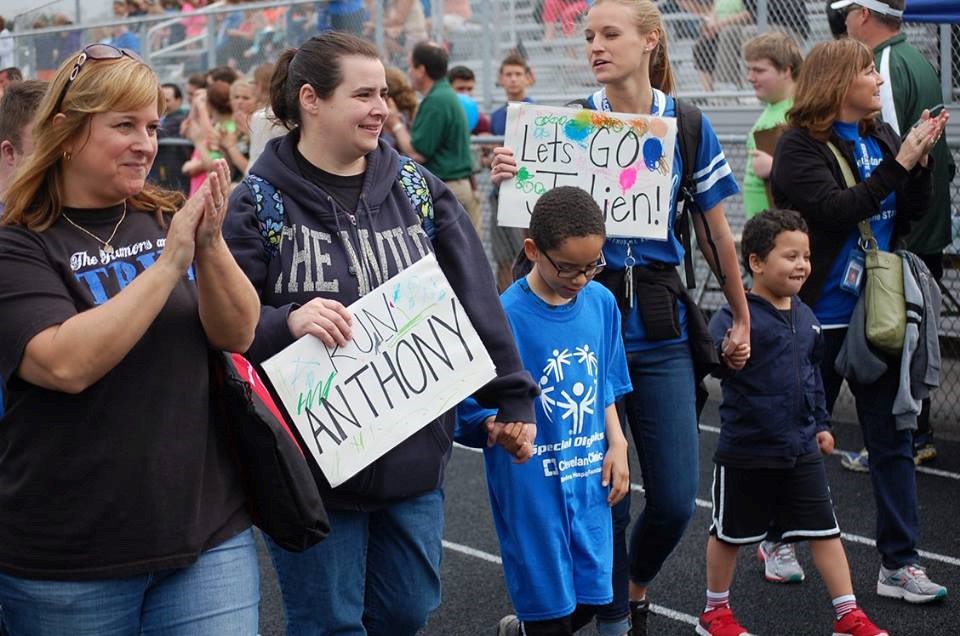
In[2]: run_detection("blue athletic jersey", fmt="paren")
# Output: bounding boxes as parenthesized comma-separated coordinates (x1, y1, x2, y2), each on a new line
(456, 279, 631, 621)
(813, 121, 896, 327)
(586, 88, 740, 350)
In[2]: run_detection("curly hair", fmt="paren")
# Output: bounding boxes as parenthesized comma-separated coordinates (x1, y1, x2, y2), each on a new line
(530, 186, 605, 251)
(740, 208, 808, 273)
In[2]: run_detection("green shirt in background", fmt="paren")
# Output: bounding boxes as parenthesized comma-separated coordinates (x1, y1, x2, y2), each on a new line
(874, 33, 956, 256)
(743, 98, 791, 219)
(410, 78, 473, 181)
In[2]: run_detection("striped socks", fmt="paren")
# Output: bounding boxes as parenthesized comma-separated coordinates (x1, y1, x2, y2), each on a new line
(704, 589, 730, 614)
(832, 594, 857, 620)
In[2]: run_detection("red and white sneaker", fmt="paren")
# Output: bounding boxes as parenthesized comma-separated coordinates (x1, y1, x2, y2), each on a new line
(696, 607, 753, 636)
(833, 608, 889, 636)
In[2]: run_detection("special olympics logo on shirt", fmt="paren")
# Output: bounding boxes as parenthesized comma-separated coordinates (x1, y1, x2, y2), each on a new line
(538, 344, 599, 436)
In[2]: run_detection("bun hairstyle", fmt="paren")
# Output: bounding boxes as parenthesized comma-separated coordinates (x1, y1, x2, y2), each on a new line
(270, 32, 381, 131)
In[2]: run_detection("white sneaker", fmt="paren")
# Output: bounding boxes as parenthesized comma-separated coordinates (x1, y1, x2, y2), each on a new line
(757, 540, 805, 583)
(877, 564, 948, 604)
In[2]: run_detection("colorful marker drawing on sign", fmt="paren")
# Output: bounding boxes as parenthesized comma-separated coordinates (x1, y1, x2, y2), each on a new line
(497, 103, 677, 240)
(261, 254, 496, 488)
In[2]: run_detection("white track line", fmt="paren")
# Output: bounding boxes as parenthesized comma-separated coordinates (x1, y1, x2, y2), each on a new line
(441, 540, 701, 626)
(629, 484, 960, 567)
(453, 445, 960, 566)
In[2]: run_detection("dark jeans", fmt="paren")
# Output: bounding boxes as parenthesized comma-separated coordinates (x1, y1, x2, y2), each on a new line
(822, 329, 919, 569)
(616, 345, 699, 588)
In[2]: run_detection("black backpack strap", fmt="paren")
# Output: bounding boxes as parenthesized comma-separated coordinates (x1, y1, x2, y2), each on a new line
(674, 98, 725, 290)
(565, 98, 591, 109)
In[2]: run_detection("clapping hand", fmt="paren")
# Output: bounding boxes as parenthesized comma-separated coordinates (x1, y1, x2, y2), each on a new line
(194, 159, 231, 249)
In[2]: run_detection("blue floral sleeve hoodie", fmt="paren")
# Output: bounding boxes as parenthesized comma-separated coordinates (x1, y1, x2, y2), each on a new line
(224, 131, 538, 510)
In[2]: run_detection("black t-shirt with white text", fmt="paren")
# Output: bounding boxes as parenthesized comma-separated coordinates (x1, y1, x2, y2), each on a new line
(0, 205, 248, 580)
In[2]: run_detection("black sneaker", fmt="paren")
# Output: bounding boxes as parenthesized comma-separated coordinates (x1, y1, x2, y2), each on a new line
(629, 599, 650, 636)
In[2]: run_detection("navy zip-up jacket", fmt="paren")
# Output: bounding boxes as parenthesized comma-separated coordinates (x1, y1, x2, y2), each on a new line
(709, 294, 830, 463)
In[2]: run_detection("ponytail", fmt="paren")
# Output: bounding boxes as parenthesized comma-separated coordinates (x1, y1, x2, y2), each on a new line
(649, 28, 675, 95)
(270, 48, 298, 130)
(267, 32, 381, 132)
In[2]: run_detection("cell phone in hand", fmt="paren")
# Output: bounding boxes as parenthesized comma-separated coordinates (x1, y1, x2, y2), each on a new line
(913, 103, 945, 128)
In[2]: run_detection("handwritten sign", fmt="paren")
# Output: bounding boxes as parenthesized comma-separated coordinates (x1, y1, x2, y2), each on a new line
(261, 254, 496, 488)
(497, 103, 677, 239)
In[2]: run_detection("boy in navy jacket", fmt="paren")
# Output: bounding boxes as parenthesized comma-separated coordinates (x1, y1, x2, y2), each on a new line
(697, 209, 886, 636)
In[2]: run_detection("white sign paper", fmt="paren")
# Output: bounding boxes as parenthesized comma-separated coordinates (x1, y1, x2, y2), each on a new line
(497, 103, 677, 239)
(262, 254, 496, 487)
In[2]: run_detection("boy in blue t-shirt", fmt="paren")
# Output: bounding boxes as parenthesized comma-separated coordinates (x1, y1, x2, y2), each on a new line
(698, 209, 886, 636)
(457, 186, 631, 636)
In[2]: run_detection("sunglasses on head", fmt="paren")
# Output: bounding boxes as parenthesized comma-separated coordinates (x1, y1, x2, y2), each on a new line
(54, 44, 142, 112)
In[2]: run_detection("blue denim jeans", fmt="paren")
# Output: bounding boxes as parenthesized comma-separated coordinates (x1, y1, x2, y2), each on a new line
(821, 329, 919, 569)
(267, 489, 444, 636)
(621, 344, 700, 586)
(0, 528, 259, 636)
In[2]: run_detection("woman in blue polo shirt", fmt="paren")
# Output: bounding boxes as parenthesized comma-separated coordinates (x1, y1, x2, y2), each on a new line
(491, 1, 749, 633)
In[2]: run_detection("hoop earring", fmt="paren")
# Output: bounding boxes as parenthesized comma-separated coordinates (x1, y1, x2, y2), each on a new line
(63, 151, 72, 161)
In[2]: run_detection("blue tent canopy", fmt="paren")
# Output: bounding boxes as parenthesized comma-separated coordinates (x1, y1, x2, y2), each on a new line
(903, 0, 960, 24)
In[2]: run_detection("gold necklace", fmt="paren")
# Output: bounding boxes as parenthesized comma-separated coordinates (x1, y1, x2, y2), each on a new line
(61, 202, 127, 255)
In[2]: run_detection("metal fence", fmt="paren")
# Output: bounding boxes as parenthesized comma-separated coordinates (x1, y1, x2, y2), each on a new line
(3, 1, 958, 109)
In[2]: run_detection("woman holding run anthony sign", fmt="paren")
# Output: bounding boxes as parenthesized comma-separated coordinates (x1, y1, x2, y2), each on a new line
(491, 1, 749, 633)
(223, 31, 538, 636)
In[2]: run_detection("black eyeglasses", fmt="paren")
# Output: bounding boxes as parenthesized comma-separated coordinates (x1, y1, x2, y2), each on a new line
(54, 44, 141, 112)
(540, 248, 606, 280)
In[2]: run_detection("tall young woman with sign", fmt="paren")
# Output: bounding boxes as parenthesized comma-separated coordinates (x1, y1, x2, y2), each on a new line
(491, 1, 749, 633)
(223, 32, 538, 636)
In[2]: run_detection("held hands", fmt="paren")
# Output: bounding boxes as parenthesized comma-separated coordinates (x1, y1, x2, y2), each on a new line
(287, 297, 353, 347)
(816, 430, 835, 456)
(602, 438, 630, 506)
(720, 322, 751, 370)
(485, 419, 537, 463)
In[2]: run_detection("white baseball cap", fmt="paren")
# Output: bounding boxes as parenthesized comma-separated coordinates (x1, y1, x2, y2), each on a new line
(829, 0, 904, 18)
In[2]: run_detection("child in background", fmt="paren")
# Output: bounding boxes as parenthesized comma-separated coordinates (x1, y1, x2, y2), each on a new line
(742, 32, 802, 220)
(489, 53, 535, 135)
(457, 186, 632, 636)
(699, 209, 887, 636)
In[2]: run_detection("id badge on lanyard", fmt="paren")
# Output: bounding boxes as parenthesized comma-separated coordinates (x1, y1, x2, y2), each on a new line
(839, 139, 873, 295)
(840, 249, 865, 294)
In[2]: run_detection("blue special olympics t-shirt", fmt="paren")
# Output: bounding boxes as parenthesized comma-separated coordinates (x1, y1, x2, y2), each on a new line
(586, 88, 740, 351)
(813, 121, 897, 328)
(456, 279, 632, 621)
